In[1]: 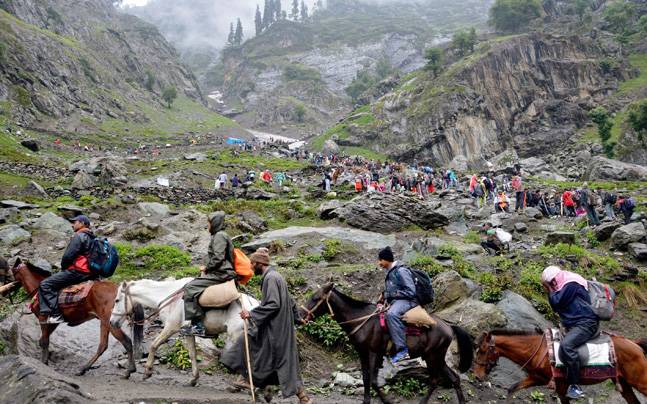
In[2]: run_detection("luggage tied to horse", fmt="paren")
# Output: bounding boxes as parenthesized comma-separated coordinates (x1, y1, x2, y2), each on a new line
(545, 328, 617, 380)
(379, 305, 437, 335)
(58, 281, 95, 308)
(198, 279, 240, 308)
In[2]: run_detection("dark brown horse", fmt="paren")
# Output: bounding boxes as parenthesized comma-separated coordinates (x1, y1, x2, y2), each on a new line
(10, 258, 142, 378)
(300, 283, 473, 404)
(473, 329, 647, 403)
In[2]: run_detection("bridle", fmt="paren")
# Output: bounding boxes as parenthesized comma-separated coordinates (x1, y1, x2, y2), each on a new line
(300, 288, 388, 336)
(113, 282, 184, 326)
(475, 332, 547, 374)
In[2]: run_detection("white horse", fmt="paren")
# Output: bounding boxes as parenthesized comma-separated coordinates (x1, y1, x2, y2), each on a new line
(109, 278, 259, 386)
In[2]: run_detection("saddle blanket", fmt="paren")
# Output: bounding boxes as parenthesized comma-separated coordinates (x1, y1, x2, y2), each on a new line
(58, 281, 94, 308)
(547, 329, 617, 381)
(551, 329, 611, 367)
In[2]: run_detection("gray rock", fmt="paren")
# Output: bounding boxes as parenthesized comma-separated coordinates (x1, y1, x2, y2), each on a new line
(71, 171, 96, 189)
(514, 222, 528, 233)
(611, 222, 646, 250)
(628, 243, 647, 261)
(57, 205, 85, 218)
(585, 156, 647, 181)
(436, 298, 507, 336)
(20, 139, 39, 152)
(322, 139, 340, 155)
(449, 155, 469, 172)
(496, 291, 550, 330)
(410, 237, 482, 258)
(524, 207, 543, 219)
(31, 258, 52, 273)
(0, 207, 19, 224)
(237, 211, 268, 234)
(0, 225, 31, 246)
(431, 270, 469, 311)
(317, 200, 344, 220)
(245, 187, 276, 200)
(0, 355, 90, 403)
(333, 372, 363, 387)
(1, 200, 38, 209)
(545, 231, 576, 245)
(519, 157, 547, 174)
(137, 202, 171, 219)
(32, 212, 73, 235)
(26, 181, 49, 198)
(184, 152, 207, 161)
(331, 193, 448, 233)
(594, 222, 622, 241)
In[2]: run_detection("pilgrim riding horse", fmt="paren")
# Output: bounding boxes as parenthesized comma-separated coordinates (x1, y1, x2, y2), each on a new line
(473, 329, 647, 403)
(301, 283, 474, 404)
(10, 258, 141, 378)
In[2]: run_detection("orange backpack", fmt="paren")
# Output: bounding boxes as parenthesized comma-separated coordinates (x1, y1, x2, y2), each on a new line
(233, 248, 253, 285)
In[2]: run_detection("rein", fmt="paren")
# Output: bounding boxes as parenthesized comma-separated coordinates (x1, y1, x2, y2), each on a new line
(118, 283, 184, 326)
(477, 333, 547, 373)
(301, 289, 388, 336)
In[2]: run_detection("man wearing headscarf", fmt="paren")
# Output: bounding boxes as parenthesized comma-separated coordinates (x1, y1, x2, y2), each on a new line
(221, 248, 312, 404)
(541, 266, 599, 399)
(181, 211, 236, 336)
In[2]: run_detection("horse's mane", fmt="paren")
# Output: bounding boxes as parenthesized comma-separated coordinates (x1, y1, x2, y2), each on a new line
(332, 287, 374, 309)
(19, 262, 52, 278)
(490, 328, 543, 336)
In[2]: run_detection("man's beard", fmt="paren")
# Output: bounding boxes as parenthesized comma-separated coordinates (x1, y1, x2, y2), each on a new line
(254, 264, 264, 276)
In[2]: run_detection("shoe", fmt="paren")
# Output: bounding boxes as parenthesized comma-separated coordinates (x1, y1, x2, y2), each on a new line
(390, 349, 410, 364)
(179, 322, 206, 337)
(46, 315, 65, 324)
(566, 385, 585, 399)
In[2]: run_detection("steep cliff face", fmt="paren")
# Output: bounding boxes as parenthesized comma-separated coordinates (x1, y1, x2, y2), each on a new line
(0, 0, 204, 133)
(361, 33, 629, 166)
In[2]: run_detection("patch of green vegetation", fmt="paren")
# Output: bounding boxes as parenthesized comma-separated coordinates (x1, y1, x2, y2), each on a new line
(0, 171, 31, 189)
(619, 54, 647, 94)
(12, 85, 31, 108)
(0, 9, 81, 50)
(463, 230, 480, 244)
(79, 57, 97, 83)
(112, 243, 197, 281)
(322, 239, 342, 260)
(301, 314, 351, 351)
(530, 177, 647, 192)
(213, 151, 308, 171)
(383, 377, 428, 399)
(161, 339, 192, 370)
(283, 63, 322, 82)
(538, 243, 621, 279)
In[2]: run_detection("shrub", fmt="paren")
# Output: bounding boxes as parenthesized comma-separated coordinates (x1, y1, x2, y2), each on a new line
(628, 100, 647, 142)
(463, 230, 480, 244)
(322, 239, 342, 260)
(423, 47, 443, 77)
(162, 86, 177, 108)
(408, 254, 445, 277)
(385, 378, 427, 398)
(301, 314, 350, 350)
(13, 86, 31, 108)
(488, 0, 541, 33)
(162, 339, 191, 370)
(283, 64, 321, 82)
(113, 243, 195, 281)
(79, 57, 97, 83)
(144, 69, 155, 91)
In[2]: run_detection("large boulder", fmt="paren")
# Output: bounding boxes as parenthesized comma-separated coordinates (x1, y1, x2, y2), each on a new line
(317, 200, 344, 220)
(183, 152, 207, 161)
(449, 155, 469, 172)
(32, 212, 73, 235)
(628, 243, 647, 261)
(71, 171, 96, 190)
(524, 207, 543, 220)
(322, 139, 340, 155)
(1, 200, 38, 209)
(496, 291, 550, 330)
(69, 156, 127, 186)
(0, 355, 91, 404)
(0, 225, 31, 246)
(26, 181, 48, 198)
(519, 157, 547, 175)
(436, 298, 507, 336)
(330, 193, 449, 233)
(20, 139, 39, 152)
(0, 207, 18, 224)
(137, 202, 171, 219)
(545, 231, 576, 245)
(594, 222, 622, 241)
(611, 222, 646, 250)
(245, 187, 276, 200)
(431, 270, 469, 311)
(585, 156, 647, 181)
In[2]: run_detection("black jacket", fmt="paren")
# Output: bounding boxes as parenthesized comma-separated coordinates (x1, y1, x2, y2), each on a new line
(61, 230, 94, 271)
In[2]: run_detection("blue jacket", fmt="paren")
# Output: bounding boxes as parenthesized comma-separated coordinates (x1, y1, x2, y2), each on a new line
(384, 262, 417, 303)
(549, 282, 598, 327)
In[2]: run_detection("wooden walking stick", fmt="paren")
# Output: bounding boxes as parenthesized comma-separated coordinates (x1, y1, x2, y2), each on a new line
(240, 296, 256, 403)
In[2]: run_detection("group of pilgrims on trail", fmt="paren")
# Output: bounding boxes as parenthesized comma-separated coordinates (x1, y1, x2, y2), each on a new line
(2, 207, 647, 403)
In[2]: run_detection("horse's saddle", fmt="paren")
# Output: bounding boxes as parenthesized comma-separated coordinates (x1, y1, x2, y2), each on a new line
(58, 281, 94, 308)
(547, 328, 615, 368)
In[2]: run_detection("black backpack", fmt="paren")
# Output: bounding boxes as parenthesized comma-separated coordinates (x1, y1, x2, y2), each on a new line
(409, 267, 434, 306)
(87, 236, 119, 278)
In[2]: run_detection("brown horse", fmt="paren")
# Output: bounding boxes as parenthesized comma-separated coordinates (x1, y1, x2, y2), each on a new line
(473, 329, 647, 403)
(10, 258, 142, 378)
(300, 283, 473, 404)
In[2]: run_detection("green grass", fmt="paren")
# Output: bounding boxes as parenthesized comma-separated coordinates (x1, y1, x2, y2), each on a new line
(530, 177, 647, 191)
(0, 171, 31, 188)
(619, 54, 647, 94)
(0, 9, 81, 50)
(112, 243, 198, 281)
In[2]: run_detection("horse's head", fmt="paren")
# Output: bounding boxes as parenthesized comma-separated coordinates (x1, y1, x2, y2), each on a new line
(473, 331, 498, 380)
(110, 281, 132, 328)
(299, 283, 335, 323)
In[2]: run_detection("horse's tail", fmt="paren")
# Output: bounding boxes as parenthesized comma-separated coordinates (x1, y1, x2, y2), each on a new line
(636, 339, 647, 356)
(132, 303, 145, 359)
(451, 325, 474, 373)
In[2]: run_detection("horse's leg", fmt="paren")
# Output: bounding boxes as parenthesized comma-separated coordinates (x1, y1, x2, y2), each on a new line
(369, 352, 391, 404)
(185, 335, 199, 387)
(143, 323, 179, 380)
(555, 381, 570, 404)
(39, 323, 58, 364)
(505, 377, 542, 402)
(109, 324, 136, 379)
(359, 353, 372, 404)
(78, 319, 110, 376)
(442, 364, 465, 404)
(618, 378, 641, 404)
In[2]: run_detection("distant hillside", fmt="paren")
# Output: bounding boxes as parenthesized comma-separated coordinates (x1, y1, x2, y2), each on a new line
(0, 0, 239, 140)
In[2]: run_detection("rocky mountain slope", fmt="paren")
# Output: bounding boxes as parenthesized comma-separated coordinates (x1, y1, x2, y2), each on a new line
(0, 0, 239, 139)
(216, 0, 493, 137)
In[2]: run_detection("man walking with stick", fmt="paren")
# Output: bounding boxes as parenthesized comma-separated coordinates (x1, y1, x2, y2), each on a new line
(221, 248, 312, 404)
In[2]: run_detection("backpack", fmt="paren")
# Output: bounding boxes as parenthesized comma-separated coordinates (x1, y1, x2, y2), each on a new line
(233, 248, 253, 285)
(408, 267, 435, 306)
(87, 236, 119, 278)
(588, 192, 598, 207)
(588, 280, 616, 321)
(495, 228, 512, 244)
(625, 197, 636, 210)
(606, 193, 617, 205)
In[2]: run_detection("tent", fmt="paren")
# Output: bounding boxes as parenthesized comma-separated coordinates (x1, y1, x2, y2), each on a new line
(226, 137, 246, 145)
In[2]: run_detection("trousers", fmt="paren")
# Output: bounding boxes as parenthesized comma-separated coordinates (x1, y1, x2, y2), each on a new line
(559, 320, 599, 385)
(38, 270, 93, 316)
(183, 277, 221, 322)
(385, 299, 418, 352)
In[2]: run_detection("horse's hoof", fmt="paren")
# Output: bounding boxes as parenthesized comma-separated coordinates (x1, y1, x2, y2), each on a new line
(75, 369, 87, 377)
(142, 372, 152, 380)
(121, 373, 131, 380)
(186, 379, 198, 387)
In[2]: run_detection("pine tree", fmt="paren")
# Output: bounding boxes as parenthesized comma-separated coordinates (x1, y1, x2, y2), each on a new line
(300, 0, 308, 21)
(227, 22, 235, 46)
(255, 4, 263, 35)
(291, 0, 299, 20)
(262, 0, 271, 29)
(274, 0, 282, 21)
(234, 18, 244, 45)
